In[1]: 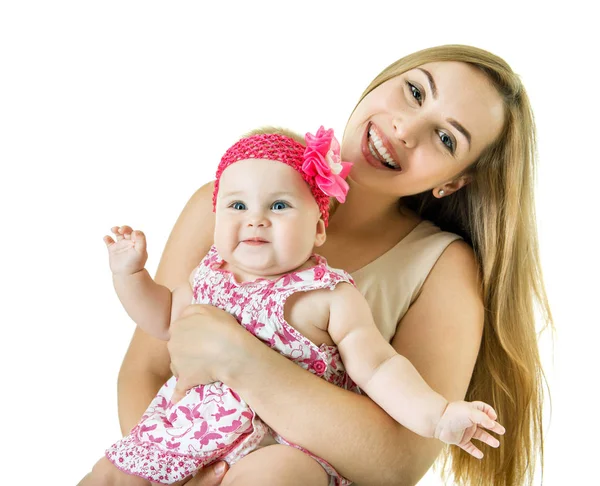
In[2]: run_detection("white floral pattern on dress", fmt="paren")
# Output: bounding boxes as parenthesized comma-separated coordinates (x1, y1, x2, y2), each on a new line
(106, 246, 359, 485)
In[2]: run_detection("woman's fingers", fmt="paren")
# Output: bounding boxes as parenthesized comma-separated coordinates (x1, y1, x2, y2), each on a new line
(183, 461, 228, 485)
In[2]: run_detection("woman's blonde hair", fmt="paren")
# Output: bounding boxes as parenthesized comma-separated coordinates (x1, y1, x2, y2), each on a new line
(355, 45, 553, 485)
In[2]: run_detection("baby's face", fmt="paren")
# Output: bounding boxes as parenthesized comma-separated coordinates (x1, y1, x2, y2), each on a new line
(214, 158, 325, 280)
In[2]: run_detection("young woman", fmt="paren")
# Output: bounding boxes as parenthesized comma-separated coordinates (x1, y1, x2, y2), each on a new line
(117, 45, 552, 486)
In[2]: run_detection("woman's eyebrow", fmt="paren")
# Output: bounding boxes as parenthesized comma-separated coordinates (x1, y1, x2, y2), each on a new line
(418, 68, 437, 98)
(448, 119, 472, 148)
(418, 67, 472, 149)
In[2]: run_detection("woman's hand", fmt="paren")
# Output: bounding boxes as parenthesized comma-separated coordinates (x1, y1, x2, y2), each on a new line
(182, 461, 229, 485)
(168, 304, 249, 403)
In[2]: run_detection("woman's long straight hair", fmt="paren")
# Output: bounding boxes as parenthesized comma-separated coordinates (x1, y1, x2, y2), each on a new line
(354, 45, 553, 486)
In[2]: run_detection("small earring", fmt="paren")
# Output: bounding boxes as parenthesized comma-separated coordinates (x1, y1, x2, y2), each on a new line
(438, 189, 445, 197)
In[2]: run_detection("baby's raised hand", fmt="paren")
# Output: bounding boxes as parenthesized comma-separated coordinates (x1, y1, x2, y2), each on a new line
(434, 400, 506, 459)
(103, 225, 148, 276)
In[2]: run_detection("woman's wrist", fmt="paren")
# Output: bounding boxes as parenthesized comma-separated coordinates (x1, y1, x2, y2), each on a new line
(216, 325, 264, 387)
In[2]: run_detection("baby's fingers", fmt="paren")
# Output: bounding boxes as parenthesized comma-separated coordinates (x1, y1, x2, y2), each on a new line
(472, 401, 497, 420)
(103, 235, 116, 247)
(111, 225, 134, 241)
(460, 441, 484, 460)
(131, 230, 147, 252)
(471, 409, 506, 435)
(472, 428, 501, 448)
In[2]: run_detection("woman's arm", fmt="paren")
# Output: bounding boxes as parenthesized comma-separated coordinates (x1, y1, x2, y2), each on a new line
(117, 182, 216, 435)
(175, 240, 484, 485)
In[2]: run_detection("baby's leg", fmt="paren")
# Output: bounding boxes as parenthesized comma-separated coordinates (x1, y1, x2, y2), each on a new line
(78, 457, 190, 486)
(220, 444, 329, 486)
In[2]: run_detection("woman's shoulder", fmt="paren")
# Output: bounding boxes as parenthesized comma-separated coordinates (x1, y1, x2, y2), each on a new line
(421, 235, 482, 315)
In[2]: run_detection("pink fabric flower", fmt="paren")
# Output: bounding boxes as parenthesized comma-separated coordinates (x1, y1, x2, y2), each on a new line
(303, 126, 353, 203)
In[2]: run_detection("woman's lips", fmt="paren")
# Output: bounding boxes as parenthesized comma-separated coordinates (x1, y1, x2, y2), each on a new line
(361, 122, 402, 171)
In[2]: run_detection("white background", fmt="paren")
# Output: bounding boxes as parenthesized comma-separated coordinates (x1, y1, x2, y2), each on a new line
(1, 1, 598, 484)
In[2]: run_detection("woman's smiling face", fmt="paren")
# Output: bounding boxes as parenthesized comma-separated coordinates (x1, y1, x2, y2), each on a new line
(342, 61, 505, 198)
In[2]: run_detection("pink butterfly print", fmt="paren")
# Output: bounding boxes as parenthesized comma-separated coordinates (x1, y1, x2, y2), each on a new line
(148, 434, 164, 444)
(241, 410, 253, 420)
(264, 299, 276, 317)
(228, 294, 240, 308)
(193, 385, 205, 402)
(299, 347, 319, 366)
(281, 272, 303, 287)
(245, 318, 264, 335)
(178, 403, 202, 421)
(155, 396, 168, 411)
(222, 280, 236, 294)
(202, 384, 228, 406)
(193, 421, 223, 446)
(139, 423, 158, 435)
(275, 325, 296, 346)
(160, 415, 173, 428)
(166, 440, 181, 450)
(218, 419, 243, 434)
(211, 405, 237, 422)
(239, 295, 252, 308)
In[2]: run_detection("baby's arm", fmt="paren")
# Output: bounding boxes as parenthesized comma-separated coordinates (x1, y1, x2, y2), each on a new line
(328, 283, 504, 458)
(104, 225, 192, 341)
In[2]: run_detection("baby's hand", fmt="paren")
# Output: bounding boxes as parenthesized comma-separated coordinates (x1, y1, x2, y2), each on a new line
(434, 401, 506, 459)
(103, 225, 148, 276)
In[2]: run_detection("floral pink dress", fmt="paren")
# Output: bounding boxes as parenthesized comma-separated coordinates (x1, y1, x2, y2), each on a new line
(106, 246, 359, 485)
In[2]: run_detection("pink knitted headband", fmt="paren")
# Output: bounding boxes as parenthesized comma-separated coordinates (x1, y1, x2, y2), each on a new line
(212, 127, 352, 227)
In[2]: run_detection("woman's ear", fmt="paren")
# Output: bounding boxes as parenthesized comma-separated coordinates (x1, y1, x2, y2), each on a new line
(314, 219, 327, 247)
(433, 174, 472, 198)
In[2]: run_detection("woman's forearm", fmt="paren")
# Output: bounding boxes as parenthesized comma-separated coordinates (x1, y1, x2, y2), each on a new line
(222, 337, 442, 485)
(117, 367, 166, 435)
(117, 327, 173, 436)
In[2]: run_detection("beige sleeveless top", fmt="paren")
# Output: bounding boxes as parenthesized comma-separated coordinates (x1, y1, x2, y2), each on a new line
(351, 220, 462, 342)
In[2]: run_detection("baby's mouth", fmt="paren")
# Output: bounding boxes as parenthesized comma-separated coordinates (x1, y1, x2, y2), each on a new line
(367, 124, 402, 171)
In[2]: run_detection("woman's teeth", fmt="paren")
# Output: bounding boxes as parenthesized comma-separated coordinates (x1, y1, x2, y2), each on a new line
(368, 127, 400, 170)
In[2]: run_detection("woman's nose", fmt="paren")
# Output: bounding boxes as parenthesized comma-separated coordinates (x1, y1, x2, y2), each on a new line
(392, 116, 422, 149)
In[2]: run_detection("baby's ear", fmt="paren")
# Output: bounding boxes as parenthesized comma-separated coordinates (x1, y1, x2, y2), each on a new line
(314, 219, 326, 247)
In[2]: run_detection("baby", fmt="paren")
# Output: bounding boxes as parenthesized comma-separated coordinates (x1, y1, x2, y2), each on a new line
(79, 126, 505, 486)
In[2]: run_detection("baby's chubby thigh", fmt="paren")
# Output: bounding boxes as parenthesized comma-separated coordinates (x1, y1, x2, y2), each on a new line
(221, 444, 329, 486)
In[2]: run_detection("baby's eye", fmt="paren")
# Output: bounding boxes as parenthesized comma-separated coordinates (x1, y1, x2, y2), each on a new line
(271, 201, 289, 211)
(231, 202, 247, 210)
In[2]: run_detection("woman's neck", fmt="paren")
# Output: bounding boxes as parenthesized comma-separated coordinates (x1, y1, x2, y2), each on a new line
(328, 180, 412, 236)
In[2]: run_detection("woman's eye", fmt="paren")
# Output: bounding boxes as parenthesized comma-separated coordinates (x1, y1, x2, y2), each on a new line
(438, 131, 455, 153)
(271, 201, 289, 211)
(407, 82, 423, 104)
(231, 202, 246, 210)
